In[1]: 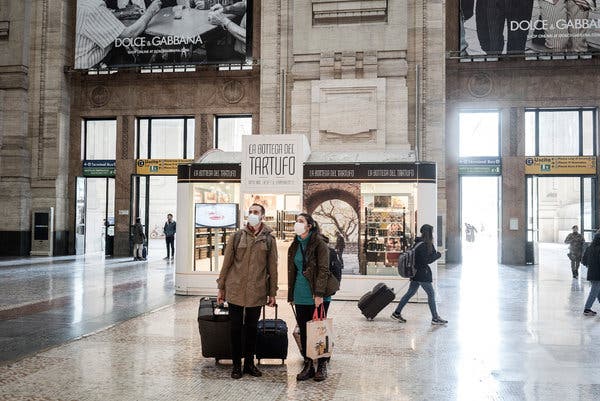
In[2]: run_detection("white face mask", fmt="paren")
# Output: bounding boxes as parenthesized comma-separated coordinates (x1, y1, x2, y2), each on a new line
(294, 222, 307, 236)
(247, 214, 261, 227)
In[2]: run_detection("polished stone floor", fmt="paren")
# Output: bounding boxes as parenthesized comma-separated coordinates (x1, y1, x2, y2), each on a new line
(1, 243, 600, 400)
(0, 254, 176, 363)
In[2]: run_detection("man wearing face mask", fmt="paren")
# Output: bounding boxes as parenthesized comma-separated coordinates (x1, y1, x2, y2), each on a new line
(217, 203, 278, 379)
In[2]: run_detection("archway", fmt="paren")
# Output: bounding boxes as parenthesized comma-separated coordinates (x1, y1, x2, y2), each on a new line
(304, 183, 361, 274)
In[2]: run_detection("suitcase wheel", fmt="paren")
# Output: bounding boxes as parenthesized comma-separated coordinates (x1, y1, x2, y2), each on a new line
(281, 359, 285, 365)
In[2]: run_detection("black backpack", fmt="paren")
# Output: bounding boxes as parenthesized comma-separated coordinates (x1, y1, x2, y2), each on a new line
(328, 247, 343, 284)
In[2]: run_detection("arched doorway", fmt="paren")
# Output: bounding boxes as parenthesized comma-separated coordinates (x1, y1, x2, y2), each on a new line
(304, 183, 361, 275)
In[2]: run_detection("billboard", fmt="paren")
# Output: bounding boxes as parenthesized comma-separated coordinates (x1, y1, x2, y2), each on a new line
(460, 0, 600, 56)
(75, 0, 251, 69)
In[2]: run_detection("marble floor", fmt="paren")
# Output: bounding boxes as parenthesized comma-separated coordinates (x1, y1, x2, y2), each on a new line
(1, 243, 600, 400)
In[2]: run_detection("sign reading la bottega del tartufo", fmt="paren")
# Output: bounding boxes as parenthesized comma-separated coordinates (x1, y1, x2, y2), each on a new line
(460, 0, 600, 56)
(241, 135, 309, 194)
(74, 0, 252, 70)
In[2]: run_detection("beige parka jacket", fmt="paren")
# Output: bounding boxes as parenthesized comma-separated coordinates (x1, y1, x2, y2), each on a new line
(217, 224, 278, 307)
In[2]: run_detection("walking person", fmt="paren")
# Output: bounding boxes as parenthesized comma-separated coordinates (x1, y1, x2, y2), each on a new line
(565, 225, 585, 278)
(163, 213, 176, 260)
(217, 203, 278, 379)
(582, 232, 600, 316)
(391, 224, 448, 325)
(132, 217, 146, 261)
(288, 213, 338, 382)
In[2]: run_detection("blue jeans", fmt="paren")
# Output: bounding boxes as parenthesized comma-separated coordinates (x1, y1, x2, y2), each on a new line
(394, 281, 439, 319)
(585, 281, 600, 310)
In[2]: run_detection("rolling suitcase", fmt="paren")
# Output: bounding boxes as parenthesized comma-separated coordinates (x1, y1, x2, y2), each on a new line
(357, 282, 395, 320)
(255, 304, 288, 364)
(197, 297, 232, 362)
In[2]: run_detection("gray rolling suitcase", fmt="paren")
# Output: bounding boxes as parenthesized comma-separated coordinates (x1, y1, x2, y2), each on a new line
(357, 283, 395, 320)
(197, 297, 232, 362)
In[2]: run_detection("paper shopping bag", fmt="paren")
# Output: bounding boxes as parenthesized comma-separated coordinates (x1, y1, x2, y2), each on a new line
(306, 305, 334, 360)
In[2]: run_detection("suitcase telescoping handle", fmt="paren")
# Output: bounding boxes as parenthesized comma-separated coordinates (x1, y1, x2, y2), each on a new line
(262, 303, 279, 320)
(261, 303, 280, 333)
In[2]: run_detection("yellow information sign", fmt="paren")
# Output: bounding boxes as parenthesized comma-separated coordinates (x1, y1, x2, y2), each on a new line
(136, 159, 193, 175)
(524, 156, 596, 175)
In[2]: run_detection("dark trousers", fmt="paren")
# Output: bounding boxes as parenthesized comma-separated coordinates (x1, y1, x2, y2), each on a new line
(165, 236, 175, 258)
(295, 302, 330, 360)
(475, 0, 533, 53)
(571, 259, 581, 277)
(229, 303, 262, 366)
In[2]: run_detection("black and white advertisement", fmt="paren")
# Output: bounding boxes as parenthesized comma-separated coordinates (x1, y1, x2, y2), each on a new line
(460, 0, 600, 56)
(75, 0, 251, 69)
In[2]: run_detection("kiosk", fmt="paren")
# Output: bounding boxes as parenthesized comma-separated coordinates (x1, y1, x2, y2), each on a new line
(175, 136, 438, 300)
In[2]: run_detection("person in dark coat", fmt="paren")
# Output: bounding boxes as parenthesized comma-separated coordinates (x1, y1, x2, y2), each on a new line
(475, 0, 534, 54)
(132, 217, 146, 261)
(565, 225, 585, 278)
(582, 232, 600, 316)
(287, 213, 338, 382)
(391, 224, 447, 325)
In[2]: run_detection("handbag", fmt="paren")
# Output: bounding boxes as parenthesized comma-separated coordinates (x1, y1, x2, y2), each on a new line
(306, 304, 334, 360)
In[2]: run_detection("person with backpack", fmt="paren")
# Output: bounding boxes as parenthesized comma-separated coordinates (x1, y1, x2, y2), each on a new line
(581, 232, 600, 316)
(132, 217, 146, 261)
(287, 213, 339, 382)
(217, 203, 278, 379)
(391, 224, 448, 325)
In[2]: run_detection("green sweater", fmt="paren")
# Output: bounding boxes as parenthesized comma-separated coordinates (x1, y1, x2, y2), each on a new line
(293, 233, 332, 305)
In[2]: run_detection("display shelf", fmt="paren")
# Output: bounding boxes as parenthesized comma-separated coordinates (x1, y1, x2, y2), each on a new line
(277, 210, 298, 241)
(364, 207, 411, 267)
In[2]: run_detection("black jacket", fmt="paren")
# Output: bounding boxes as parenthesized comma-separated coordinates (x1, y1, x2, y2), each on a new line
(411, 237, 441, 283)
(583, 237, 600, 281)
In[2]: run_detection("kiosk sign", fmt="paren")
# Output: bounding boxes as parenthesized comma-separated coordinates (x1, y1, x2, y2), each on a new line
(241, 135, 307, 194)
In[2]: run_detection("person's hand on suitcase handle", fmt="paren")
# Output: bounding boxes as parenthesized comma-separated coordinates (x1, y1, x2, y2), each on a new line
(267, 296, 276, 307)
(217, 289, 225, 305)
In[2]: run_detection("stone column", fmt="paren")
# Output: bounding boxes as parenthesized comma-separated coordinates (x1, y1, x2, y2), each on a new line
(113, 115, 135, 257)
(259, 0, 281, 135)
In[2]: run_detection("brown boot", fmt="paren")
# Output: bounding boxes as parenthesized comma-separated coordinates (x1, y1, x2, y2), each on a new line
(314, 359, 327, 382)
(296, 358, 315, 381)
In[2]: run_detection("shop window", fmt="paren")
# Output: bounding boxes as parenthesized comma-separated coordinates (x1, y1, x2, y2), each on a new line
(525, 109, 596, 156)
(82, 119, 116, 160)
(459, 111, 500, 157)
(215, 116, 252, 152)
(136, 117, 194, 159)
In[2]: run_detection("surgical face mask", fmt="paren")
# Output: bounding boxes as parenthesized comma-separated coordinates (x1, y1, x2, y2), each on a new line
(247, 214, 261, 227)
(294, 222, 307, 236)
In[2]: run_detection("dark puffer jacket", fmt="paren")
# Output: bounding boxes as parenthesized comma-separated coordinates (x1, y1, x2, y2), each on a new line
(411, 237, 441, 283)
(582, 234, 600, 281)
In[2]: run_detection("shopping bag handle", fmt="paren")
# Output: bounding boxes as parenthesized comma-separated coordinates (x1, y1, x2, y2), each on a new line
(312, 303, 326, 320)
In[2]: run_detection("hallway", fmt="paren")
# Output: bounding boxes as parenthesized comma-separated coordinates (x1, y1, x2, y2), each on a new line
(1, 249, 600, 400)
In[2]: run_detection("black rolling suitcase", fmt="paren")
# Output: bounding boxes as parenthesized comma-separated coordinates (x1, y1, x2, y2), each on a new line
(255, 304, 288, 364)
(357, 283, 395, 320)
(197, 297, 232, 362)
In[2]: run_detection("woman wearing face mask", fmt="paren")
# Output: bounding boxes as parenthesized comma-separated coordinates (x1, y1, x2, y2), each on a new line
(287, 213, 333, 382)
